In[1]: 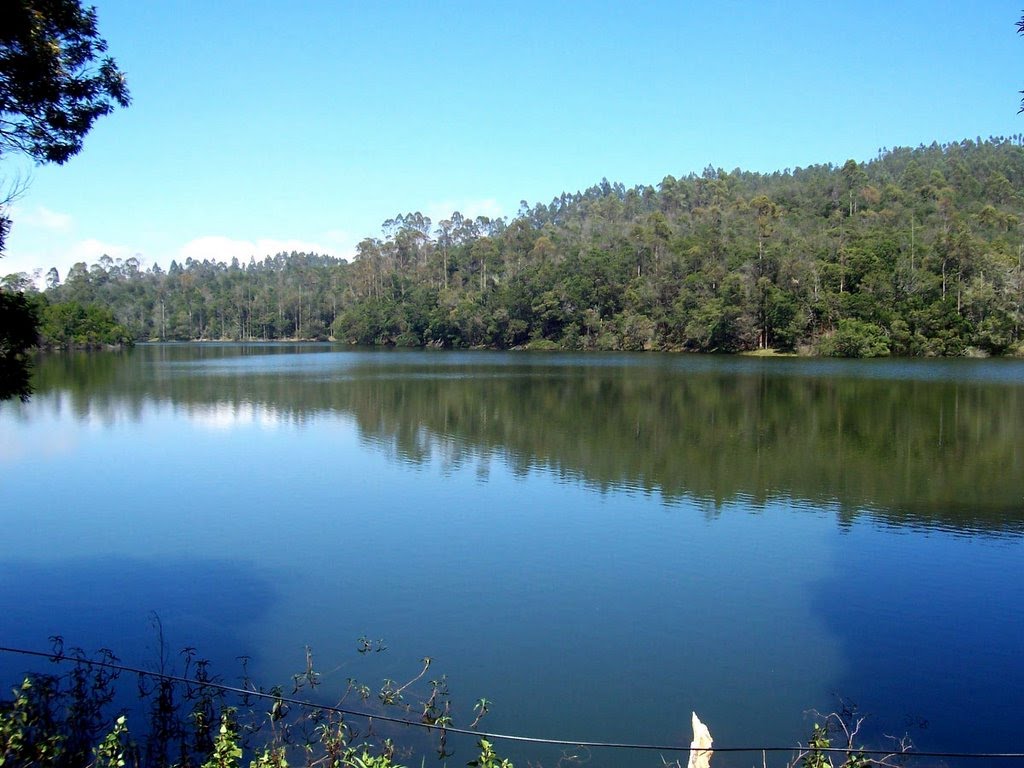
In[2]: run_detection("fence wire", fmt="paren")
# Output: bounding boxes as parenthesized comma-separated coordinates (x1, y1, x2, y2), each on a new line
(1, 644, 1021, 761)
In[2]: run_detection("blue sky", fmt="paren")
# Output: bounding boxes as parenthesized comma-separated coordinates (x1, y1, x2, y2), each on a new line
(3, 1, 1023, 282)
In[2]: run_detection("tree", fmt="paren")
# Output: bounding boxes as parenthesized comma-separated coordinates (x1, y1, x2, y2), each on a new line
(818, 318, 890, 358)
(1019, 13, 1024, 112)
(0, 0, 130, 252)
(0, 0, 130, 165)
(0, 0, 129, 399)
(11, 137, 1024, 356)
(0, 289, 39, 400)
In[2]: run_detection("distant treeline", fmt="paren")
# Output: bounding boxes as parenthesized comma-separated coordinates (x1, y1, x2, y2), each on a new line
(12, 136, 1024, 356)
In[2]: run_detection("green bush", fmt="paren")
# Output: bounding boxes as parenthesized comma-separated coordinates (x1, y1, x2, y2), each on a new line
(40, 301, 132, 347)
(817, 319, 890, 358)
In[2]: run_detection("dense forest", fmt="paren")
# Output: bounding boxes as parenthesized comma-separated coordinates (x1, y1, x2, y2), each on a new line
(12, 137, 1024, 356)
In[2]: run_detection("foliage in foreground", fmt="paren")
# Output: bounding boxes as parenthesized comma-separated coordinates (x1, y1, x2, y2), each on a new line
(0, 289, 38, 400)
(788, 707, 913, 768)
(0, 642, 503, 768)
(0, 673, 477, 768)
(0, 642, 915, 768)
(0, 0, 131, 398)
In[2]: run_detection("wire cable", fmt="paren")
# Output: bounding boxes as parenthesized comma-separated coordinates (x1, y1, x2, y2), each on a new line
(1, 645, 1023, 760)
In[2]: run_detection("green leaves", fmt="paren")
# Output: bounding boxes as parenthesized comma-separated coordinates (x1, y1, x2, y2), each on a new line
(201, 711, 242, 768)
(817, 319, 890, 358)
(39, 300, 132, 348)
(0, 0, 130, 165)
(0, 290, 39, 401)
(467, 738, 513, 768)
(91, 715, 129, 768)
(0, 678, 65, 767)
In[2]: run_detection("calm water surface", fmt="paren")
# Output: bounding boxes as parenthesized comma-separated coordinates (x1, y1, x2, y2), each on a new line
(2, 345, 1023, 766)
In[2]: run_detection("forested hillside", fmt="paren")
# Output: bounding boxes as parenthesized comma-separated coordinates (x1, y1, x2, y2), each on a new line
(20, 137, 1024, 355)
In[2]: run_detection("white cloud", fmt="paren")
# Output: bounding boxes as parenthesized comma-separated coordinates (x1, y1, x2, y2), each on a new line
(10, 205, 74, 232)
(177, 235, 344, 264)
(3, 226, 360, 288)
(1, 234, 138, 288)
(323, 229, 359, 259)
(68, 238, 136, 265)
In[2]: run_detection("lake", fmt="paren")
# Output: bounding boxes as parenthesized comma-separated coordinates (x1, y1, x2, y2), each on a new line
(2, 345, 1023, 767)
